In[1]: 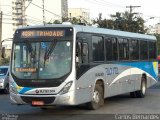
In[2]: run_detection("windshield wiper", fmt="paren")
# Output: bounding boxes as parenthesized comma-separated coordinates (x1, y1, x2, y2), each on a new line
(44, 39, 57, 67)
(25, 41, 37, 67)
(25, 40, 35, 58)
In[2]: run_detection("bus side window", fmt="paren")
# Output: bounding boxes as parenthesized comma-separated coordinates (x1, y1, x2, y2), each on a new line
(82, 43, 88, 63)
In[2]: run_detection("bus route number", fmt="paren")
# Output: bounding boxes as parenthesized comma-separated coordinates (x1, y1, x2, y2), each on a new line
(105, 67, 119, 75)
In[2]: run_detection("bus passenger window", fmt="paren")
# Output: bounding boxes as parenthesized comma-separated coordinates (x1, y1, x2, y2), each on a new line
(92, 36, 104, 62)
(149, 41, 157, 60)
(118, 38, 129, 60)
(140, 41, 148, 60)
(106, 38, 112, 61)
(130, 40, 139, 60)
(105, 37, 118, 61)
(112, 38, 118, 60)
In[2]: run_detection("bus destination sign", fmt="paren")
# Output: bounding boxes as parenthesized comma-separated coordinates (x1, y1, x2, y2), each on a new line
(21, 30, 65, 38)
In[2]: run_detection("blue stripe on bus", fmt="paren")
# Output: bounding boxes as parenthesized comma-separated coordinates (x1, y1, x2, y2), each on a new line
(120, 62, 158, 80)
(19, 87, 33, 94)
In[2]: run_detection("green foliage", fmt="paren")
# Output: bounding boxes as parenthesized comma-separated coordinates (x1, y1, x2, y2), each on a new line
(93, 11, 146, 33)
(53, 20, 61, 24)
(154, 34, 160, 55)
(48, 17, 88, 25)
(0, 57, 10, 66)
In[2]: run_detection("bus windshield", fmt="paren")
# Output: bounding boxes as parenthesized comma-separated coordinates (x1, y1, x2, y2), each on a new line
(11, 40, 72, 79)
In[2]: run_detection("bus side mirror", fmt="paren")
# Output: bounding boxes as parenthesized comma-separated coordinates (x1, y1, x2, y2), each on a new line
(1, 47, 5, 58)
(82, 43, 88, 63)
(82, 43, 88, 56)
(76, 42, 82, 65)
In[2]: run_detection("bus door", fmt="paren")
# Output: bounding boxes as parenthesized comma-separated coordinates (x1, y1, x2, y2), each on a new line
(76, 33, 89, 79)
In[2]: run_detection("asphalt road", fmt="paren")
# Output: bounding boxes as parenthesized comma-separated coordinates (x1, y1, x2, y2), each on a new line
(1, 82, 160, 120)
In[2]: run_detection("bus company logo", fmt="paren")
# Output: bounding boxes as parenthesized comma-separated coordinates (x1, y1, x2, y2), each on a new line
(35, 89, 39, 94)
(35, 89, 55, 94)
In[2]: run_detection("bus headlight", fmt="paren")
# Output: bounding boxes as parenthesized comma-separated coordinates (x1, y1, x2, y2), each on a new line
(0, 78, 4, 83)
(10, 84, 18, 94)
(59, 81, 73, 95)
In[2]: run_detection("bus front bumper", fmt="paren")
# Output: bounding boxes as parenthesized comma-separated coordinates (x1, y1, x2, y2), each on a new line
(10, 91, 77, 106)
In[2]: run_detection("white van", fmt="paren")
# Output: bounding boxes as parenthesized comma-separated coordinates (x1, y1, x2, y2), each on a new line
(0, 66, 9, 94)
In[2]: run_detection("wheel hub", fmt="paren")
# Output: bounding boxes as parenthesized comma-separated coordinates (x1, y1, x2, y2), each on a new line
(93, 90, 100, 103)
(142, 82, 146, 94)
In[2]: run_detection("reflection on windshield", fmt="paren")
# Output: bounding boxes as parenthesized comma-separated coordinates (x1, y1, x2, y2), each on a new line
(0, 68, 8, 76)
(12, 40, 72, 79)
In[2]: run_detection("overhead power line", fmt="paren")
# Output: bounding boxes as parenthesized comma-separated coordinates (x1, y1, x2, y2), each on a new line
(86, 0, 125, 8)
(25, 0, 33, 10)
(30, 2, 61, 18)
(2, 13, 12, 17)
(27, 15, 43, 22)
(94, 0, 125, 8)
(2, 22, 13, 24)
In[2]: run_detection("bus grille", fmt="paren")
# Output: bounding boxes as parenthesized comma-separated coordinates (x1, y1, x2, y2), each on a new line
(21, 96, 55, 104)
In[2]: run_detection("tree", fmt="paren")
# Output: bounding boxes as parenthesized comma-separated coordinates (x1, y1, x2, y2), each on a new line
(154, 34, 160, 55)
(48, 17, 85, 25)
(0, 57, 10, 65)
(93, 11, 146, 33)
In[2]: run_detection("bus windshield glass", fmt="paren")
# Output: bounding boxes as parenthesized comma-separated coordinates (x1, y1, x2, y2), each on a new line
(11, 40, 72, 79)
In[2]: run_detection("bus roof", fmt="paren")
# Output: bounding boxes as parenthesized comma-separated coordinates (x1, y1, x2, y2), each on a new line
(16, 24, 156, 41)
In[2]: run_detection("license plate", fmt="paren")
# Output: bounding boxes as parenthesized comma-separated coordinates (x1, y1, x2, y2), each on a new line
(32, 101, 44, 106)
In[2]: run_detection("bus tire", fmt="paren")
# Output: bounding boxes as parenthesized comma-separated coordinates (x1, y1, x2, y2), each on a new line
(130, 91, 136, 98)
(40, 107, 48, 110)
(87, 83, 104, 110)
(135, 77, 146, 98)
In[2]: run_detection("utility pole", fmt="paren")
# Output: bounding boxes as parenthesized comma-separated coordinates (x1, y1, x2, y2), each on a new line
(126, 5, 141, 14)
(0, 11, 2, 61)
(42, 0, 45, 25)
(126, 5, 141, 22)
(21, 0, 25, 27)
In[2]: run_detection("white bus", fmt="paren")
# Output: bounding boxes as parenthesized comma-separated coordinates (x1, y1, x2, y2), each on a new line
(10, 24, 158, 109)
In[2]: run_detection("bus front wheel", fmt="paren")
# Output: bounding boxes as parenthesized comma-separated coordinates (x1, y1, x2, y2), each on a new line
(135, 78, 146, 98)
(87, 83, 104, 110)
(130, 77, 146, 98)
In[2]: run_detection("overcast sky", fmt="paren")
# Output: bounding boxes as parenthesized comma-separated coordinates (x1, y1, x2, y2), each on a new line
(68, 0, 160, 25)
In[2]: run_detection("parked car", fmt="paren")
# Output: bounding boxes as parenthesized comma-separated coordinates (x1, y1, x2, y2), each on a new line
(0, 66, 9, 94)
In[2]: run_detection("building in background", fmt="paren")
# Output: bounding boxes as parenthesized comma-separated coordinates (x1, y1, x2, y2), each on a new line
(25, 0, 68, 24)
(146, 25, 156, 34)
(155, 23, 160, 34)
(1, 38, 12, 58)
(68, 8, 90, 23)
(61, 0, 68, 19)
(12, 0, 28, 32)
(0, 0, 13, 58)
(12, 0, 68, 27)
(0, 0, 68, 58)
